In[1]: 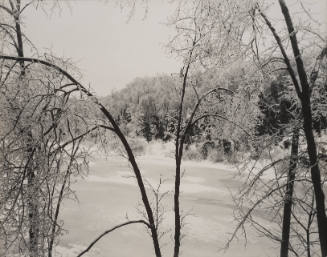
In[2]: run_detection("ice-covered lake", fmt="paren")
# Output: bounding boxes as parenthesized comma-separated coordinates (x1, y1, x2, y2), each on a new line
(56, 155, 276, 257)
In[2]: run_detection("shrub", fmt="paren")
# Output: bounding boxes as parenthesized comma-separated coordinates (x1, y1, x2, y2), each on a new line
(207, 148, 225, 163)
(201, 141, 216, 159)
(183, 144, 203, 161)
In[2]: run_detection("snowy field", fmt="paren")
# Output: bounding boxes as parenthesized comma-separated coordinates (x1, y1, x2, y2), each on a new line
(55, 149, 277, 257)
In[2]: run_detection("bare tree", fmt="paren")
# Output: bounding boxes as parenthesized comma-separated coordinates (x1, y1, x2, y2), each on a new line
(0, 55, 163, 257)
(256, 2, 327, 255)
(1, 1, 104, 256)
(168, 3, 254, 255)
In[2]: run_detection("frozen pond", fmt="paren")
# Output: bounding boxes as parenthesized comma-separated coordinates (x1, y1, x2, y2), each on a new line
(56, 155, 276, 257)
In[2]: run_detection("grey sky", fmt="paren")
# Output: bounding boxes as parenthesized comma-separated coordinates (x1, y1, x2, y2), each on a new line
(24, 1, 181, 96)
(23, 0, 326, 96)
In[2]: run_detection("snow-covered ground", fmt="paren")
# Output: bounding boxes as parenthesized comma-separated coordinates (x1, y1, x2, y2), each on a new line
(55, 143, 277, 257)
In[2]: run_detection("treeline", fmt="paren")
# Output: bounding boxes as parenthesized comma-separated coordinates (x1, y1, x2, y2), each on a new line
(101, 69, 254, 159)
(101, 64, 327, 160)
(103, 75, 178, 141)
(257, 72, 327, 138)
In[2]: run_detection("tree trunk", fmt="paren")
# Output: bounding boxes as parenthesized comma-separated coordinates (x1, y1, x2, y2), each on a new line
(14, 1, 40, 255)
(301, 96, 327, 256)
(27, 164, 39, 257)
(174, 155, 182, 257)
(280, 128, 299, 257)
(277, 1, 327, 255)
(99, 107, 162, 257)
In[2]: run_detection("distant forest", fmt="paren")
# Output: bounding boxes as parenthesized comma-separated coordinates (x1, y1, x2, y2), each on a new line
(99, 62, 327, 160)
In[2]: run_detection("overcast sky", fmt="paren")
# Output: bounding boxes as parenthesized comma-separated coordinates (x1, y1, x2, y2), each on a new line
(22, 0, 326, 96)
(24, 0, 181, 96)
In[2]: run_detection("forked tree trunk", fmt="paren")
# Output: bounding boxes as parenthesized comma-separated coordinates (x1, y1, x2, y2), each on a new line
(173, 60, 191, 257)
(280, 128, 299, 257)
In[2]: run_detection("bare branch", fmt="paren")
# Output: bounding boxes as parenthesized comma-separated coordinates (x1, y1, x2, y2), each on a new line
(77, 220, 151, 257)
(257, 6, 302, 99)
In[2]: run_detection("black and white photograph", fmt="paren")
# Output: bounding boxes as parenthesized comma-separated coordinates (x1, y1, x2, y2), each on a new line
(0, 0, 327, 256)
